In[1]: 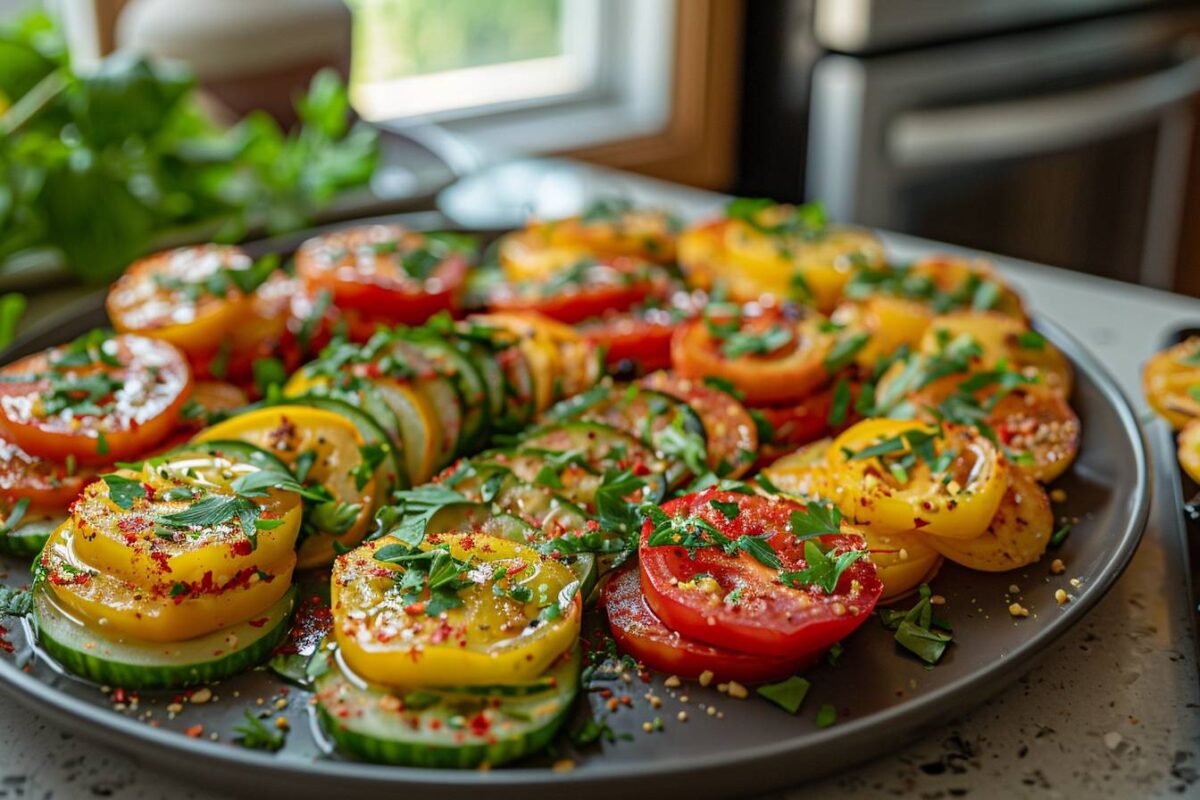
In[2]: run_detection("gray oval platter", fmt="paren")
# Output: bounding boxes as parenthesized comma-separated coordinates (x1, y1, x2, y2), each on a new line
(0, 218, 1150, 799)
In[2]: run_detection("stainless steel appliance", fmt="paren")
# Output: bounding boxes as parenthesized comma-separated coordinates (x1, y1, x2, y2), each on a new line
(739, 1, 1200, 289)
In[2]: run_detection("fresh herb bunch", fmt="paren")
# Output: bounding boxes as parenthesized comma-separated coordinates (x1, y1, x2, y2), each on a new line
(0, 11, 379, 283)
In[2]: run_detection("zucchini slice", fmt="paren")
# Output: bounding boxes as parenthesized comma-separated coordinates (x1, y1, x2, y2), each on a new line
(284, 394, 406, 496)
(314, 645, 580, 769)
(34, 586, 297, 690)
(398, 332, 490, 454)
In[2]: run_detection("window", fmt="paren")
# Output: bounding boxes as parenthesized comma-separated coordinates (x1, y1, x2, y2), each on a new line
(350, 0, 675, 155)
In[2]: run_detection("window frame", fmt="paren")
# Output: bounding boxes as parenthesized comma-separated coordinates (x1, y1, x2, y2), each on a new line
(372, 0, 677, 156)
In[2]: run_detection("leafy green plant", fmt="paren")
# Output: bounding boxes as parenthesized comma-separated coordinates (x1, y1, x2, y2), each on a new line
(0, 11, 378, 283)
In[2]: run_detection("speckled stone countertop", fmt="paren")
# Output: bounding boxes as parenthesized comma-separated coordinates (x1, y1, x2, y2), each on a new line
(1, 172, 1198, 799)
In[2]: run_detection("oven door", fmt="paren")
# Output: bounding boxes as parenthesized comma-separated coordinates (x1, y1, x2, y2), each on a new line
(807, 9, 1200, 288)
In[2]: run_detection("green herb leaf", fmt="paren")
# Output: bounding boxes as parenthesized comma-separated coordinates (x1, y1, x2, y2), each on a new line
(720, 325, 794, 359)
(709, 499, 740, 521)
(234, 710, 285, 751)
(0, 294, 26, 350)
(1016, 330, 1045, 350)
(374, 485, 470, 547)
(102, 474, 147, 509)
(252, 357, 287, 398)
(824, 332, 870, 374)
(0, 585, 33, 616)
(815, 703, 837, 728)
(703, 376, 744, 400)
(779, 539, 865, 594)
(732, 534, 781, 569)
(827, 377, 851, 427)
(756, 675, 811, 714)
(0, 498, 30, 535)
(788, 502, 842, 538)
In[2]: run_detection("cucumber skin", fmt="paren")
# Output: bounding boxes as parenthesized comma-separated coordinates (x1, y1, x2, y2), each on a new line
(317, 702, 571, 769)
(0, 529, 50, 557)
(35, 589, 297, 690)
(315, 645, 580, 769)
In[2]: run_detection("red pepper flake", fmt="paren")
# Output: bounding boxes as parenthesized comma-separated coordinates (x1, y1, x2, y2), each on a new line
(586, 519, 600, 532)
(112, 687, 127, 704)
(231, 539, 253, 557)
(184, 724, 204, 738)
(468, 712, 491, 737)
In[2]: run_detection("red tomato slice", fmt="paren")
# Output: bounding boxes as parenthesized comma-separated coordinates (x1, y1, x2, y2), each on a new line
(489, 259, 664, 324)
(671, 308, 835, 405)
(295, 224, 467, 324)
(639, 490, 881, 658)
(0, 333, 191, 464)
(580, 314, 675, 372)
(0, 434, 98, 509)
(603, 566, 817, 683)
(106, 245, 254, 359)
(639, 371, 758, 478)
(753, 382, 862, 467)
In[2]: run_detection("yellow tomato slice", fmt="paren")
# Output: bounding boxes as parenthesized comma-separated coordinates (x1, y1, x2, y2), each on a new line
(922, 470, 1052, 571)
(850, 524, 942, 604)
(1144, 337, 1200, 429)
(829, 419, 1009, 539)
(72, 455, 301, 588)
(40, 520, 295, 642)
(332, 533, 582, 688)
(1177, 419, 1200, 483)
(723, 216, 884, 311)
(106, 245, 253, 358)
(762, 438, 835, 501)
(920, 312, 1072, 396)
(534, 209, 678, 264)
(677, 221, 744, 296)
(831, 295, 933, 370)
(497, 229, 594, 283)
(195, 406, 379, 569)
(907, 255, 1026, 319)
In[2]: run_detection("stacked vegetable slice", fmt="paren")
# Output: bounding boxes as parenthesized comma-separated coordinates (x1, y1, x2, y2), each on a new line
(313, 370, 765, 765)
(34, 445, 305, 688)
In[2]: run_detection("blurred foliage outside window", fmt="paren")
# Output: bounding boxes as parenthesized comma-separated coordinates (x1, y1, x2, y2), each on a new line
(348, 0, 563, 93)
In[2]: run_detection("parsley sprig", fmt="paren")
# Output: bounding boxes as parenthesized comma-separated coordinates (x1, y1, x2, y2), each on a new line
(374, 541, 477, 617)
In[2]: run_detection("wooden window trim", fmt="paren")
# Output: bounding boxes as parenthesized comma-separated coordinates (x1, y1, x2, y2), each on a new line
(563, 0, 744, 190)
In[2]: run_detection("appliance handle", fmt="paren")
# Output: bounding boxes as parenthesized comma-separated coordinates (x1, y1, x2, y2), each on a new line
(888, 49, 1200, 169)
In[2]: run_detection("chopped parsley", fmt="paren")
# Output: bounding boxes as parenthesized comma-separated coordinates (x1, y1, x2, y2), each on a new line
(234, 710, 286, 751)
(756, 675, 811, 714)
(880, 584, 953, 665)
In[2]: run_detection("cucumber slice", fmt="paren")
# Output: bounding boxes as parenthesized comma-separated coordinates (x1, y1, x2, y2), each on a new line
(284, 395, 407, 495)
(0, 510, 62, 557)
(459, 339, 506, 429)
(518, 421, 669, 500)
(444, 464, 591, 535)
(579, 389, 709, 486)
(541, 383, 610, 424)
(315, 645, 580, 768)
(34, 586, 297, 689)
